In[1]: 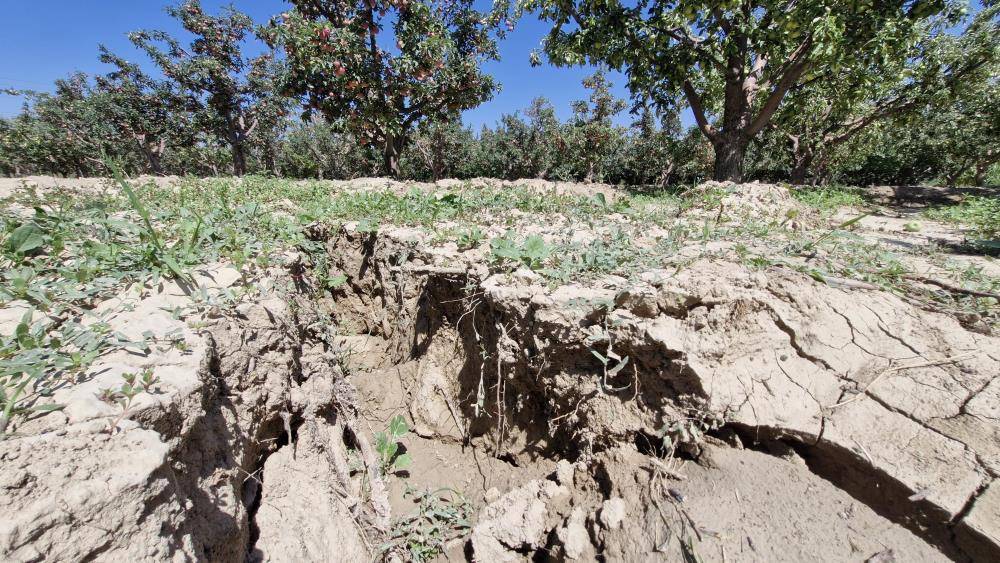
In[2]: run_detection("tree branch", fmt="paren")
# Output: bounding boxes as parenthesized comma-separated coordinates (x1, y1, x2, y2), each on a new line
(683, 80, 717, 142)
(745, 37, 813, 137)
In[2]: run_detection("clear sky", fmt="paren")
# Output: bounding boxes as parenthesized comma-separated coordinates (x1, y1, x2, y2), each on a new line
(0, 0, 650, 129)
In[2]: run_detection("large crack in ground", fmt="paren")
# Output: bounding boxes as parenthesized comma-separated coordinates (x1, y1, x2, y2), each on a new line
(2, 212, 997, 561)
(308, 225, 1000, 561)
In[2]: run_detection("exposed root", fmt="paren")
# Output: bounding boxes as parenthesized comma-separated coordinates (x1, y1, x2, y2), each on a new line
(905, 274, 1000, 300)
(343, 414, 392, 533)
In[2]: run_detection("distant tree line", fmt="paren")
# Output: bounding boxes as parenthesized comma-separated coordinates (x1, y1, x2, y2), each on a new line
(0, 0, 997, 186)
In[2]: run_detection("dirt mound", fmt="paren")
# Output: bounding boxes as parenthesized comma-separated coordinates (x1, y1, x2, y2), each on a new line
(682, 181, 818, 228)
(0, 175, 182, 201)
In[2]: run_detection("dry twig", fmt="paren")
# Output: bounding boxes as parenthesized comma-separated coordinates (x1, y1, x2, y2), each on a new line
(827, 352, 977, 410)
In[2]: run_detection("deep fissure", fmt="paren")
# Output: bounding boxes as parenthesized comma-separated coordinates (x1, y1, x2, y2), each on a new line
(314, 229, 991, 560)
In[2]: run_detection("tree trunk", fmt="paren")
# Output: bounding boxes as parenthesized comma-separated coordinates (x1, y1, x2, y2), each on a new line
(789, 155, 812, 185)
(382, 135, 404, 178)
(973, 154, 998, 186)
(658, 161, 675, 188)
(944, 165, 968, 187)
(136, 134, 164, 175)
(264, 145, 278, 177)
(786, 133, 814, 185)
(974, 165, 986, 187)
(147, 150, 163, 176)
(231, 141, 247, 176)
(712, 136, 747, 182)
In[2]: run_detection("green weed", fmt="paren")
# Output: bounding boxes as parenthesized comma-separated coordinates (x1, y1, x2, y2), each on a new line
(385, 487, 473, 562)
(456, 226, 485, 250)
(924, 195, 1000, 240)
(791, 185, 869, 213)
(375, 414, 412, 475)
(490, 231, 551, 270)
(97, 368, 161, 433)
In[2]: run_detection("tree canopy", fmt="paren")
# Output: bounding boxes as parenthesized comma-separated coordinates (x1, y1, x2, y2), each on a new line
(522, 0, 963, 181)
(0, 0, 997, 188)
(131, 0, 288, 175)
(268, 0, 504, 177)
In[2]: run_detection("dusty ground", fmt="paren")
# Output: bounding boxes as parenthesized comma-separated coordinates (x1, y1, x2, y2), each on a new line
(0, 177, 997, 562)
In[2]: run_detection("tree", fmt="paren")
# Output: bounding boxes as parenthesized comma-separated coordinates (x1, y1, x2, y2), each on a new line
(523, 0, 957, 182)
(566, 68, 626, 182)
(917, 73, 1000, 185)
(278, 118, 376, 179)
(94, 47, 193, 175)
(6, 75, 125, 177)
(619, 107, 682, 187)
(403, 118, 475, 180)
(269, 0, 503, 177)
(774, 3, 998, 184)
(477, 97, 564, 179)
(245, 56, 295, 176)
(0, 115, 22, 176)
(131, 0, 287, 176)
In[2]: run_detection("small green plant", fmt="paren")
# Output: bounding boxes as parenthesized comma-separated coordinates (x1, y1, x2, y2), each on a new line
(584, 310, 633, 393)
(541, 229, 646, 283)
(793, 213, 869, 254)
(375, 414, 412, 475)
(5, 222, 46, 256)
(1, 310, 115, 438)
(490, 232, 551, 270)
(654, 412, 722, 458)
(384, 487, 473, 562)
(456, 226, 485, 250)
(925, 195, 1000, 240)
(589, 192, 609, 209)
(903, 221, 921, 232)
(98, 368, 160, 433)
(356, 218, 380, 233)
(111, 167, 191, 283)
(790, 185, 868, 213)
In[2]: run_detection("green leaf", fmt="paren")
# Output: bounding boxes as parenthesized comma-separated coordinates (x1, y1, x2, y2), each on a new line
(384, 442, 398, 460)
(356, 219, 378, 233)
(389, 414, 409, 438)
(326, 273, 348, 288)
(7, 224, 45, 254)
(522, 236, 549, 260)
(491, 245, 520, 261)
(834, 213, 869, 231)
(15, 321, 35, 349)
(608, 355, 629, 376)
(393, 453, 412, 470)
(112, 166, 162, 250)
(27, 403, 65, 413)
(161, 253, 187, 281)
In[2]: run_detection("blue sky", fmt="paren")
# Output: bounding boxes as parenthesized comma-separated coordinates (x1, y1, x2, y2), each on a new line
(0, 0, 647, 129)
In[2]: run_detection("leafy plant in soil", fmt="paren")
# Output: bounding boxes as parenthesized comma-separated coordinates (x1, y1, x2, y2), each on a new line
(375, 414, 412, 475)
(97, 368, 161, 434)
(384, 487, 473, 562)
